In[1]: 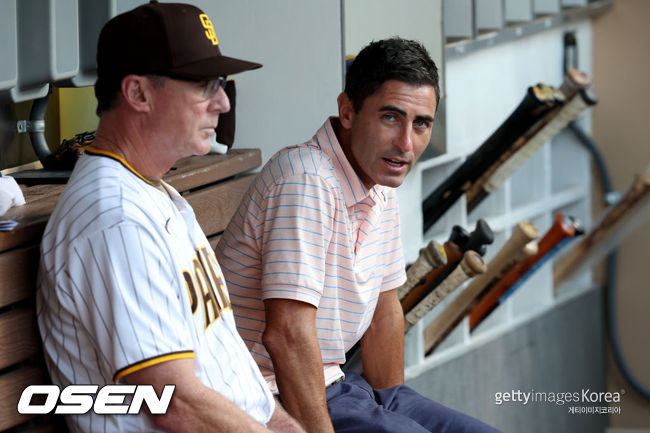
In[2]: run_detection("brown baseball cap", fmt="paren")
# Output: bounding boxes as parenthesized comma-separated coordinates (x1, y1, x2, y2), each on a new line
(96, 1, 261, 83)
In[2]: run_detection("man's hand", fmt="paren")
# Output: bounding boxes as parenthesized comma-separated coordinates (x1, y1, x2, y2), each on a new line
(361, 289, 405, 389)
(262, 298, 335, 433)
(125, 358, 273, 432)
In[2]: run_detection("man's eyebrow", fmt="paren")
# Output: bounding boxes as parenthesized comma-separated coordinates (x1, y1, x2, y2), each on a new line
(379, 105, 434, 123)
(379, 105, 407, 116)
(415, 114, 435, 123)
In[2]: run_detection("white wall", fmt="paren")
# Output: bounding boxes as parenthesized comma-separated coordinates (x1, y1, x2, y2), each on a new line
(192, 0, 342, 163)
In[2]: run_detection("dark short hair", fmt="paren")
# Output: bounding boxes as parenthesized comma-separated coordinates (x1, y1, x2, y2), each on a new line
(345, 38, 440, 113)
(94, 74, 168, 115)
(94, 75, 121, 115)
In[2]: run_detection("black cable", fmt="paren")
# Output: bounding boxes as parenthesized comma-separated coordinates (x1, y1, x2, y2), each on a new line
(568, 121, 650, 400)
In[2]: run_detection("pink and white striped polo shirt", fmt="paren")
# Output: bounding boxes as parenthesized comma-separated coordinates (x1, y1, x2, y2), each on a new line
(215, 118, 406, 392)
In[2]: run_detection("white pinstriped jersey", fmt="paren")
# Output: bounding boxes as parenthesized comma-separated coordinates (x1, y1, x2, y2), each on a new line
(215, 118, 407, 393)
(37, 149, 274, 433)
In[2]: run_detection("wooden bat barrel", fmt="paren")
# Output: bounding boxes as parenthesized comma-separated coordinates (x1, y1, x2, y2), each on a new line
(469, 213, 577, 329)
(423, 220, 540, 354)
(401, 241, 462, 312)
(397, 240, 447, 301)
(554, 170, 650, 287)
(405, 250, 485, 332)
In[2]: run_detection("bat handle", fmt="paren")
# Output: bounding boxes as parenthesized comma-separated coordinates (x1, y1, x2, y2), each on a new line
(405, 251, 486, 331)
(448, 225, 470, 250)
(400, 241, 462, 311)
(463, 219, 494, 253)
(398, 240, 448, 301)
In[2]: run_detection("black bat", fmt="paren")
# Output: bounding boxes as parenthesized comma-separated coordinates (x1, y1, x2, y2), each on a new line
(422, 84, 557, 233)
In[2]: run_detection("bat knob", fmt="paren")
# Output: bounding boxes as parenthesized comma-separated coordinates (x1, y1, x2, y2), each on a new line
(448, 225, 470, 249)
(464, 219, 495, 254)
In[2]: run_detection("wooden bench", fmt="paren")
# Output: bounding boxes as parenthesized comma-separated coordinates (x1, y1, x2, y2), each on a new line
(0, 149, 261, 432)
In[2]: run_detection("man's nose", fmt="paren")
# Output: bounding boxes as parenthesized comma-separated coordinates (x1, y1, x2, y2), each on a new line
(394, 124, 414, 153)
(208, 86, 231, 114)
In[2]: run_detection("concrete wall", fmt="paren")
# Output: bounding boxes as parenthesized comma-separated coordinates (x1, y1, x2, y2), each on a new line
(406, 288, 607, 433)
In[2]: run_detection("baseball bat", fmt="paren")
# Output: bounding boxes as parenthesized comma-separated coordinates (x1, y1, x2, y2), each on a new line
(458, 219, 494, 256)
(401, 219, 493, 313)
(469, 213, 581, 329)
(422, 84, 557, 233)
(423, 220, 540, 355)
(404, 250, 486, 332)
(554, 169, 650, 287)
(499, 219, 583, 303)
(397, 240, 447, 302)
(465, 69, 591, 212)
(467, 87, 597, 212)
(559, 68, 590, 99)
(345, 221, 493, 370)
(401, 241, 462, 313)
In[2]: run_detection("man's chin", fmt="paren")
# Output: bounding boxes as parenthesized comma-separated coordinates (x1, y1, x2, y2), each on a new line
(377, 177, 405, 189)
(193, 140, 213, 156)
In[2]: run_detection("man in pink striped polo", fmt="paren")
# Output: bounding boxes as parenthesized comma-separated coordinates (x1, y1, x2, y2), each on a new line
(216, 38, 501, 433)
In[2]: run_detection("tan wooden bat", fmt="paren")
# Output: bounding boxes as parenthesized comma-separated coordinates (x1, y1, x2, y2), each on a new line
(423, 221, 540, 354)
(404, 250, 486, 332)
(554, 169, 650, 287)
(477, 89, 597, 197)
(397, 240, 447, 301)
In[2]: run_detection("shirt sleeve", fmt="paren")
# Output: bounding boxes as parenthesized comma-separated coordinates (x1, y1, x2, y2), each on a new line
(259, 174, 337, 306)
(380, 190, 407, 292)
(66, 223, 193, 382)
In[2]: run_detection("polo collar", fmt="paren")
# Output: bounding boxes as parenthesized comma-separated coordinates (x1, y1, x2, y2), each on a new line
(315, 118, 385, 207)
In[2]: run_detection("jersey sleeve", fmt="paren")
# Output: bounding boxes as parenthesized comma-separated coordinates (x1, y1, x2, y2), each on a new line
(65, 223, 193, 382)
(259, 174, 338, 306)
(380, 190, 407, 292)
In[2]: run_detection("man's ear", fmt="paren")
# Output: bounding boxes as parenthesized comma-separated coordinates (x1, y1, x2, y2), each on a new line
(337, 92, 355, 129)
(121, 75, 153, 113)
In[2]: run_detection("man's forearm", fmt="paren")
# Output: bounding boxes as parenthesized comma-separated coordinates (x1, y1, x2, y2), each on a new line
(265, 332, 334, 433)
(154, 385, 273, 433)
(263, 299, 335, 433)
(125, 358, 272, 433)
(361, 289, 405, 389)
(267, 398, 308, 433)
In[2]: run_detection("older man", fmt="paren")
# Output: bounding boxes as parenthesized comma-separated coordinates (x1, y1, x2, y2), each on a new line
(37, 2, 303, 432)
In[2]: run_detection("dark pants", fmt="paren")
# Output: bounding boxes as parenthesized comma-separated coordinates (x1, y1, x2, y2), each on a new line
(326, 372, 501, 433)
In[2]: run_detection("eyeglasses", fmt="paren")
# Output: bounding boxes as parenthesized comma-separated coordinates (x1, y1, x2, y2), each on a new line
(199, 76, 228, 100)
(151, 73, 228, 100)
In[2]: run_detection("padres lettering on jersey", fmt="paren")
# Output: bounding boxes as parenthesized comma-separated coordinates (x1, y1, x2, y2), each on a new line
(184, 246, 231, 329)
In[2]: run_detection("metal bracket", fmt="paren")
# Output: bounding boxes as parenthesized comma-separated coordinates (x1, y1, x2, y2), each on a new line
(16, 120, 45, 133)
